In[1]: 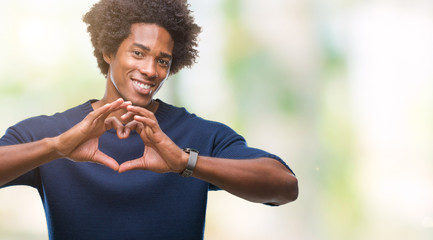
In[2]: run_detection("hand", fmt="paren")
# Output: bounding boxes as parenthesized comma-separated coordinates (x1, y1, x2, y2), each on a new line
(118, 105, 187, 174)
(54, 98, 131, 171)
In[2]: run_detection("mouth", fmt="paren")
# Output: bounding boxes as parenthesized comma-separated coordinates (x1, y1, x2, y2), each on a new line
(132, 79, 155, 95)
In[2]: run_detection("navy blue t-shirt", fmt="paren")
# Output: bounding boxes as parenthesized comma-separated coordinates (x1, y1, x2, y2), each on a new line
(0, 100, 291, 240)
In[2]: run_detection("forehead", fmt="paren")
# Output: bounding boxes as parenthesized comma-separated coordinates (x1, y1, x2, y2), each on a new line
(125, 23, 174, 53)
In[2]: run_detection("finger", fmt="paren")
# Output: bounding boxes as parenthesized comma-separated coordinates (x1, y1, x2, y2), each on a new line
(98, 98, 125, 120)
(92, 150, 120, 171)
(109, 98, 126, 110)
(105, 117, 130, 139)
(124, 120, 144, 133)
(118, 159, 145, 173)
(134, 115, 159, 132)
(119, 101, 132, 109)
(126, 105, 156, 120)
(104, 116, 121, 129)
(87, 98, 124, 125)
(86, 98, 126, 123)
(86, 103, 112, 121)
(120, 111, 136, 122)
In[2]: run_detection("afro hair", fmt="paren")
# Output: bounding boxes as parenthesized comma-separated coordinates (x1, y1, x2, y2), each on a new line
(82, 0, 201, 76)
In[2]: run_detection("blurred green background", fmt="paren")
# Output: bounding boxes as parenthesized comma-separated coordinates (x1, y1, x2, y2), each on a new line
(1, 0, 433, 239)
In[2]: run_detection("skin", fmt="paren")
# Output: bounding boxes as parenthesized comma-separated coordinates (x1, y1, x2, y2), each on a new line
(94, 23, 173, 113)
(0, 23, 298, 206)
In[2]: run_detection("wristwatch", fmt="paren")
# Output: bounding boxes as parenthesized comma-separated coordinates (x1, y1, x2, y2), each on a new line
(180, 148, 199, 177)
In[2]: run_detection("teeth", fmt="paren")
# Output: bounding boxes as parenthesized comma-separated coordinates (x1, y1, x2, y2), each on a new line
(134, 81, 151, 90)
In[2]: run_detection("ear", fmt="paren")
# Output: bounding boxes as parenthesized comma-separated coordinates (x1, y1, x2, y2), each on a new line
(103, 52, 113, 64)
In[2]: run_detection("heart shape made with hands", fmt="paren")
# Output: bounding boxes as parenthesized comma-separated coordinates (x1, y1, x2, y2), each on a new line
(98, 106, 179, 174)
(101, 115, 155, 173)
(66, 99, 181, 174)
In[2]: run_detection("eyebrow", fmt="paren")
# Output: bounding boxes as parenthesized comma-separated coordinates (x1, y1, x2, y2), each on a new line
(133, 43, 172, 60)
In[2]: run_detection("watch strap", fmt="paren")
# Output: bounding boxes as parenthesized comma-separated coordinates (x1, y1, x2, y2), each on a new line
(180, 148, 199, 177)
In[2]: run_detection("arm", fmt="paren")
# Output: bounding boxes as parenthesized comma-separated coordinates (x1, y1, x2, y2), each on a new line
(118, 105, 298, 206)
(0, 98, 128, 186)
(193, 156, 298, 206)
(0, 137, 59, 186)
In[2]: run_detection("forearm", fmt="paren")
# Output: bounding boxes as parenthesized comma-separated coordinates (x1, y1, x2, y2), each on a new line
(192, 156, 298, 206)
(0, 137, 60, 186)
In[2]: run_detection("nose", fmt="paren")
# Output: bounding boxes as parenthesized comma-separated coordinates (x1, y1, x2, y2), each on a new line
(138, 57, 158, 79)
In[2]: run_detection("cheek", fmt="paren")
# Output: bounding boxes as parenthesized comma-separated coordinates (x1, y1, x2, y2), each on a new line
(111, 58, 135, 78)
(108, 64, 127, 89)
(158, 66, 171, 79)
(158, 70, 167, 79)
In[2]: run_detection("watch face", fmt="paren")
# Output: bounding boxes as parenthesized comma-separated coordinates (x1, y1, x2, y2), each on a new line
(183, 148, 199, 154)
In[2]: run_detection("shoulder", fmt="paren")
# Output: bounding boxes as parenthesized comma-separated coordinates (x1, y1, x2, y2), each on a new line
(1, 101, 92, 143)
(156, 100, 245, 154)
(157, 100, 236, 134)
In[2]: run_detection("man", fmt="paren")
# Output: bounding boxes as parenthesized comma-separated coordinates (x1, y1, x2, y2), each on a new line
(0, 0, 298, 239)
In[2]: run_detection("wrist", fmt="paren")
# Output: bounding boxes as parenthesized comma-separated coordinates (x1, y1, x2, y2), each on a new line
(49, 136, 64, 157)
(179, 151, 189, 172)
(51, 133, 73, 158)
(179, 148, 199, 177)
(42, 137, 64, 161)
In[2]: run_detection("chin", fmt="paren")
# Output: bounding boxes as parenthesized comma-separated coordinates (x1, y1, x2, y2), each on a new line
(131, 97, 153, 107)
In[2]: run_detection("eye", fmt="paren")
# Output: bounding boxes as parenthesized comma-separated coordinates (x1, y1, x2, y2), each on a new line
(133, 50, 143, 57)
(158, 59, 170, 67)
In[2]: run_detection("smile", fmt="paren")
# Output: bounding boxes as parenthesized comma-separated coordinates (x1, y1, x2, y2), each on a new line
(133, 80, 153, 90)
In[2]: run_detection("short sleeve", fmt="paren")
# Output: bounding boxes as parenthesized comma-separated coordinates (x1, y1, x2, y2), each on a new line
(0, 124, 40, 188)
(0, 101, 92, 188)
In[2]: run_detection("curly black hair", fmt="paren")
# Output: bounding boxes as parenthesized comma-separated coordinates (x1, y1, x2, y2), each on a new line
(82, 0, 201, 76)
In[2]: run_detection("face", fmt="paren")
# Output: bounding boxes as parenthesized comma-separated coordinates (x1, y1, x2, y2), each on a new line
(103, 23, 174, 108)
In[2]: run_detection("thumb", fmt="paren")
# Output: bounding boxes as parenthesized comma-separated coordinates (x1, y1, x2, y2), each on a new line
(92, 150, 120, 171)
(118, 159, 145, 173)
